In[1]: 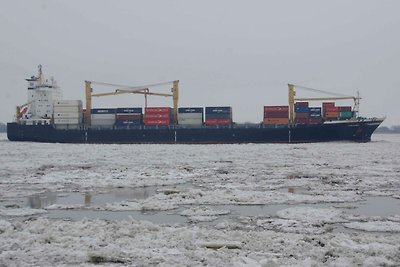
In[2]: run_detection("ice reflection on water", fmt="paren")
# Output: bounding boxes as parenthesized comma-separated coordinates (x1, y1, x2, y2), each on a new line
(25, 187, 400, 224)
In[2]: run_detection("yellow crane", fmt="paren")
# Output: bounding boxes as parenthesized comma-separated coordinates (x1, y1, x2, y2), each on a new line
(288, 84, 361, 124)
(84, 80, 179, 126)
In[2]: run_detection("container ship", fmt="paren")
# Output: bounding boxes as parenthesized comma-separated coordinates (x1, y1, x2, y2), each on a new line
(7, 66, 383, 144)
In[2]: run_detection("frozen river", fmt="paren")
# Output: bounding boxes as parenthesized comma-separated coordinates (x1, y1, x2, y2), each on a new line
(0, 133, 399, 266)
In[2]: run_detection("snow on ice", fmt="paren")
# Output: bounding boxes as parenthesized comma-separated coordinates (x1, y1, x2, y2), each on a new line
(0, 133, 400, 266)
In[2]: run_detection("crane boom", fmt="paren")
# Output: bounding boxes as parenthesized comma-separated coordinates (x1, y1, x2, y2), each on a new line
(288, 84, 360, 124)
(85, 80, 179, 126)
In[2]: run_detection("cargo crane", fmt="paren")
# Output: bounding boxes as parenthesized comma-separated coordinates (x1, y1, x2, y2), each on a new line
(84, 80, 179, 126)
(288, 84, 361, 124)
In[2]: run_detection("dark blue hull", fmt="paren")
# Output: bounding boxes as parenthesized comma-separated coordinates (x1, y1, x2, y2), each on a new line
(7, 119, 383, 144)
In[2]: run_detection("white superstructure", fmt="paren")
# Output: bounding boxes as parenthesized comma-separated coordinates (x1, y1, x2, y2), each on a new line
(21, 65, 62, 124)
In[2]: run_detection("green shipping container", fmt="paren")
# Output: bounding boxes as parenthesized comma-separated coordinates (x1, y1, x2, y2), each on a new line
(339, 111, 353, 118)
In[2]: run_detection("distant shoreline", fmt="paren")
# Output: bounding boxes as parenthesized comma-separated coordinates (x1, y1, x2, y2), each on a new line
(375, 126, 400, 134)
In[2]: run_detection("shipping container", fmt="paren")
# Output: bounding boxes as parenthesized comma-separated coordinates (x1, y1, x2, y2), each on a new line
(178, 107, 203, 113)
(295, 102, 309, 108)
(116, 107, 143, 114)
(91, 114, 116, 120)
(324, 111, 339, 118)
(295, 107, 310, 113)
(116, 114, 142, 121)
(54, 113, 82, 119)
(309, 107, 322, 113)
(264, 106, 289, 112)
(338, 106, 352, 112)
(91, 108, 116, 114)
(177, 113, 203, 120)
(178, 118, 203, 125)
(54, 118, 81, 124)
(143, 119, 171, 126)
(54, 100, 82, 106)
(205, 118, 232, 125)
(263, 118, 289, 124)
(145, 107, 171, 114)
(144, 113, 170, 119)
(54, 106, 82, 113)
(114, 120, 142, 126)
(91, 119, 116, 126)
(264, 111, 289, 118)
(295, 112, 309, 119)
(339, 111, 353, 118)
(205, 107, 232, 114)
(323, 106, 339, 112)
(309, 107, 322, 117)
(322, 102, 335, 107)
(205, 113, 232, 119)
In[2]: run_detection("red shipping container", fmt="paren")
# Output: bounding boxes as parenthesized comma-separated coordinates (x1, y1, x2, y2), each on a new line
(338, 106, 352, 112)
(295, 102, 309, 108)
(295, 112, 309, 119)
(322, 102, 335, 107)
(144, 113, 170, 119)
(295, 118, 309, 124)
(116, 114, 142, 120)
(144, 119, 170, 125)
(205, 119, 232, 125)
(264, 111, 289, 118)
(309, 117, 323, 124)
(145, 107, 171, 114)
(264, 106, 289, 112)
(324, 106, 339, 112)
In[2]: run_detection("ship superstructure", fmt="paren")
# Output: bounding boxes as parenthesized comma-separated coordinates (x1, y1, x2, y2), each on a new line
(18, 65, 62, 125)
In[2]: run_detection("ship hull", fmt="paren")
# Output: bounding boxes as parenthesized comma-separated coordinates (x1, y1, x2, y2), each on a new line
(7, 119, 383, 144)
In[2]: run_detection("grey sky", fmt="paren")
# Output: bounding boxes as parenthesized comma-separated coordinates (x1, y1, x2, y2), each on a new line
(1, 0, 399, 125)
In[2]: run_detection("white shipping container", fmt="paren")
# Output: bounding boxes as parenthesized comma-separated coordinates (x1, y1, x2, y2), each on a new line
(91, 119, 115, 126)
(54, 100, 83, 107)
(91, 114, 116, 120)
(178, 118, 203, 125)
(54, 106, 82, 113)
(54, 118, 81, 124)
(54, 113, 82, 119)
(177, 113, 203, 120)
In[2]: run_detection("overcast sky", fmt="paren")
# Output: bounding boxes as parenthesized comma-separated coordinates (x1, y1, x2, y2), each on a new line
(1, 0, 399, 125)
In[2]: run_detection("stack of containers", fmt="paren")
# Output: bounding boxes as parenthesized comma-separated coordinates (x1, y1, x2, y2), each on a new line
(91, 108, 116, 127)
(294, 102, 310, 124)
(308, 107, 323, 124)
(323, 102, 339, 120)
(115, 108, 142, 126)
(205, 107, 232, 125)
(178, 107, 203, 125)
(263, 106, 289, 124)
(144, 107, 172, 126)
(338, 106, 353, 120)
(53, 100, 83, 126)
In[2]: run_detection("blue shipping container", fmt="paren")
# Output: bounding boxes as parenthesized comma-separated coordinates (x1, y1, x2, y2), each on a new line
(205, 113, 232, 119)
(91, 108, 116, 114)
(309, 107, 321, 117)
(205, 107, 232, 114)
(295, 107, 310, 113)
(116, 107, 143, 114)
(178, 107, 204, 113)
